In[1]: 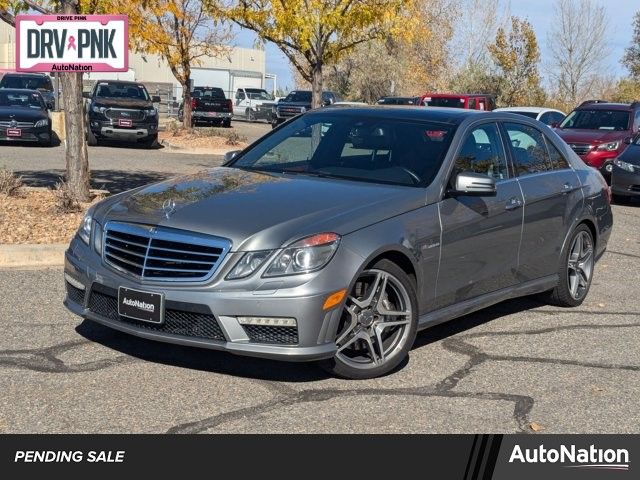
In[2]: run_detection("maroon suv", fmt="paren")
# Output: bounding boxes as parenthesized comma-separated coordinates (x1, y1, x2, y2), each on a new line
(555, 100, 640, 177)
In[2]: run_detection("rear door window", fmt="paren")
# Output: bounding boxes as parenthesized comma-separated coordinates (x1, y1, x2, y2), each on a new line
(504, 123, 552, 176)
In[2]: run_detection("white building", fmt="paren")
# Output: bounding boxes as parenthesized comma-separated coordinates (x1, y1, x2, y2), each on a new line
(0, 20, 268, 101)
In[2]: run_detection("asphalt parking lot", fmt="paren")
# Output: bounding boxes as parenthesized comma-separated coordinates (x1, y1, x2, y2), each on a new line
(0, 128, 639, 433)
(0, 120, 271, 193)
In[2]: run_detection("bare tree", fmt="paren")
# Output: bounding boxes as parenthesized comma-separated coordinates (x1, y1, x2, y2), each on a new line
(547, 0, 609, 106)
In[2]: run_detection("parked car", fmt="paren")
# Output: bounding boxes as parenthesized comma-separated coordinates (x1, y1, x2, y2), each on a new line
(0, 88, 52, 146)
(178, 87, 232, 127)
(272, 90, 341, 128)
(611, 134, 640, 202)
(0, 72, 55, 110)
(233, 87, 276, 122)
(84, 80, 160, 148)
(554, 100, 640, 178)
(377, 96, 421, 105)
(63, 107, 612, 379)
(419, 93, 496, 111)
(494, 107, 566, 126)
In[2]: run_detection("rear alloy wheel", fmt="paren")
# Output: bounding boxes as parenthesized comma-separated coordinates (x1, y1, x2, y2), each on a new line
(543, 225, 594, 307)
(321, 259, 418, 379)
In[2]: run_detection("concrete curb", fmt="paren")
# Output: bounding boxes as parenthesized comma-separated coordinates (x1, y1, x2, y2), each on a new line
(0, 243, 67, 268)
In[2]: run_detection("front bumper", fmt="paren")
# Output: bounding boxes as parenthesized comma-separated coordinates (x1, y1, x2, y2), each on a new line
(193, 111, 232, 119)
(62, 237, 362, 362)
(611, 165, 640, 196)
(89, 118, 158, 140)
(0, 126, 50, 143)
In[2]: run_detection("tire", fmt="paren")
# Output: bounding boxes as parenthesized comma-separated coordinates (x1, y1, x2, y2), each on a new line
(140, 133, 158, 149)
(87, 127, 98, 146)
(541, 224, 595, 307)
(246, 108, 255, 122)
(613, 194, 629, 205)
(319, 259, 419, 379)
(222, 119, 231, 128)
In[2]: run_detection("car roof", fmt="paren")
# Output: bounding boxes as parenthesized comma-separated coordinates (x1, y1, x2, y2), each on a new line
(575, 102, 634, 111)
(2, 72, 49, 77)
(95, 80, 141, 86)
(311, 105, 486, 124)
(494, 107, 564, 114)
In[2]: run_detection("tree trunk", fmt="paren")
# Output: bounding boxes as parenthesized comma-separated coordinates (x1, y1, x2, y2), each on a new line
(182, 81, 192, 129)
(311, 62, 323, 109)
(60, 0, 90, 201)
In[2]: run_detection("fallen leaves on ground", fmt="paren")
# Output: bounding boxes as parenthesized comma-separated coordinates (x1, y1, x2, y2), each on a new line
(159, 129, 248, 151)
(528, 422, 545, 432)
(0, 189, 102, 244)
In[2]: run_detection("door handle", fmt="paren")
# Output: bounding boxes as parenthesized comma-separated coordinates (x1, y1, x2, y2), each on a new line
(562, 182, 573, 193)
(505, 197, 523, 211)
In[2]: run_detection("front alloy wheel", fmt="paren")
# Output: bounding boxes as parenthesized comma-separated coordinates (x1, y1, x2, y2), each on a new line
(322, 259, 418, 379)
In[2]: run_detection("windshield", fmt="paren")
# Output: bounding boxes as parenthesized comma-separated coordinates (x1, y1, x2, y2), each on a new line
(194, 88, 226, 99)
(423, 97, 466, 108)
(245, 88, 273, 100)
(284, 91, 312, 103)
(378, 97, 419, 105)
(560, 109, 630, 131)
(232, 114, 455, 187)
(0, 90, 45, 109)
(95, 83, 150, 101)
(0, 75, 52, 91)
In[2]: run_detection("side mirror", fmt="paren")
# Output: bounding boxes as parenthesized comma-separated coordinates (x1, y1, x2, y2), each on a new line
(222, 150, 242, 166)
(82, 91, 91, 99)
(152, 95, 161, 103)
(451, 172, 497, 196)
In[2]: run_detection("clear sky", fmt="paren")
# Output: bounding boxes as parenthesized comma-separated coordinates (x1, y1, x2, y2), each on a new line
(230, 0, 639, 92)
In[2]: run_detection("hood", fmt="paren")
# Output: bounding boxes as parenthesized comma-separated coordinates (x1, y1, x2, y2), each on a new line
(618, 143, 640, 164)
(98, 167, 424, 251)
(93, 97, 153, 109)
(0, 107, 47, 121)
(555, 128, 628, 145)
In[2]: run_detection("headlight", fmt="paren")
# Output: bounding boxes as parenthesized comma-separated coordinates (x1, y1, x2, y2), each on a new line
(613, 158, 635, 172)
(34, 119, 49, 127)
(145, 107, 158, 117)
(226, 250, 273, 280)
(78, 211, 93, 244)
(263, 233, 340, 277)
(91, 105, 106, 114)
(596, 141, 620, 151)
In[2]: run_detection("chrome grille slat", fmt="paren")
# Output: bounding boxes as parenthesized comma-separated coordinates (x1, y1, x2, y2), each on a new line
(103, 222, 231, 282)
(0, 121, 34, 127)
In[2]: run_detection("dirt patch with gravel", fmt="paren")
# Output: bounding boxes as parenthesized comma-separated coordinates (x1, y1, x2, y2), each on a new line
(159, 128, 248, 154)
(0, 188, 104, 244)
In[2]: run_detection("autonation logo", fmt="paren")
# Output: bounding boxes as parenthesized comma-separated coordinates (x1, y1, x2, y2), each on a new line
(509, 444, 630, 471)
(122, 298, 155, 313)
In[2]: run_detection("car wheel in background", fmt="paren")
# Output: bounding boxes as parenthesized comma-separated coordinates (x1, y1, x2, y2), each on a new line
(541, 224, 595, 307)
(86, 127, 98, 146)
(320, 259, 418, 379)
(246, 108, 255, 122)
(222, 119, 231, 128)
(140, 133, 158, 149)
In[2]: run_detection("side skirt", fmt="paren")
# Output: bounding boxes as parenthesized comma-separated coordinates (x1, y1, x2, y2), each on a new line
(417, 275, 558, 331)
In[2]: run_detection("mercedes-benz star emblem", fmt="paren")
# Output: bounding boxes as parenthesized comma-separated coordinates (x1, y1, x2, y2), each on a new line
(10, 120, 17, 128)
(162, 199, 176, 219)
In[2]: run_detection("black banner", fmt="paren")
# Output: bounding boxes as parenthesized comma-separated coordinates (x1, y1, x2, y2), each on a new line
(0, 435, 636, 478)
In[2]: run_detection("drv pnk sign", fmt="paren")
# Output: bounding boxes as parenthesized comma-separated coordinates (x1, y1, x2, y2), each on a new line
(16, 15, 128, 73)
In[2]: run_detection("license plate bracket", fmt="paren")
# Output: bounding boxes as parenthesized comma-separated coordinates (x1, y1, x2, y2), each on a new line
(118, 287, 164, 324)
(118, 119, 133, 127)
(6, 128, 22, 137)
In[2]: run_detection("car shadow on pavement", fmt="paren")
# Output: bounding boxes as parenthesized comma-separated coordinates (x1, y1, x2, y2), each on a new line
(74, 296, 545, 382)
(14, 169, 174, 193)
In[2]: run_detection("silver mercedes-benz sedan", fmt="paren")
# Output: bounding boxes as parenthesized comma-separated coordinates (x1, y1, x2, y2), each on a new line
(64, 107, 613, 379)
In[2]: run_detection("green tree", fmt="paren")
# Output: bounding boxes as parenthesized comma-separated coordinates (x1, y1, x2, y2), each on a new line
(488, 16, 542, 106)
(220, 0, 417, 108)
(622, 11, 640, 79)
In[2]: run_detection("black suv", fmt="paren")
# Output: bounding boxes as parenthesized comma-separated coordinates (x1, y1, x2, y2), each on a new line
(84, 81, 160, 147)
(272, 90, 341, 128)
(0, 73, 55, 110)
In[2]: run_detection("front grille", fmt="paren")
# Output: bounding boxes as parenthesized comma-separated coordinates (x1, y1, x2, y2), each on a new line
(103, 222, 230, 282)
(568, 143, 593, 156)
(278, 106, 303, 117)
(0, 121, 34, 127)
(88, 286, 225, 341)
(242, 324, 299, 345)
(65, 281, 85, 305)
(105, 109, 145, 121)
